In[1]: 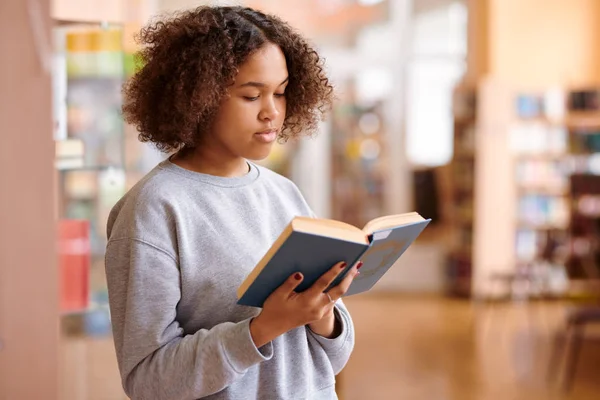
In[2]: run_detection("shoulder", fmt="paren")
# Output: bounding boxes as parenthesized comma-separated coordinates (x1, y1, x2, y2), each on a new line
(252, 162, 315, 217)
(106, 162, 186, 242)
(253, 163, 298, 190)
(253, 163, 305, 196)
(117, 162, 185, 211)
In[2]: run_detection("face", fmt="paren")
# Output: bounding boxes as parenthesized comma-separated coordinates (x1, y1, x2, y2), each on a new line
(207, 42, 288, 161)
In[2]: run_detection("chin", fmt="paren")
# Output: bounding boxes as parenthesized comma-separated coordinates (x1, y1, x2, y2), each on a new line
(245, 147, 274, 161)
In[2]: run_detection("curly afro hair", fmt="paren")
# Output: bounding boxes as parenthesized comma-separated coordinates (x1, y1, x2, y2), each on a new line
(122, 6, 334, 153)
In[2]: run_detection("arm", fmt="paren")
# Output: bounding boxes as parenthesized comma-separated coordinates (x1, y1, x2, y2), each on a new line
(105, 238, 273, 400)
(306, 299, 355, 374)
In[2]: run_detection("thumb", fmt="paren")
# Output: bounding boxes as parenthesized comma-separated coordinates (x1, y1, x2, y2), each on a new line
(276, 272, 304, 296)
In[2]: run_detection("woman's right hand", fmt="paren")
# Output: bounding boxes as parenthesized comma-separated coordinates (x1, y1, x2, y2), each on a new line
(249, 261, 359, 348)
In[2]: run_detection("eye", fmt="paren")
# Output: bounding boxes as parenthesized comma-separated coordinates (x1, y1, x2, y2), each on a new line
(244, 96, 259, 101)
(274, 93, 286, 98)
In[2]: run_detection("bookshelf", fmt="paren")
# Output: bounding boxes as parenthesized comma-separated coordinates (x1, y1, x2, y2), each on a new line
(463, 80, 600, 299)
(446, 87, 477, 297)
(53, 24, 164, 336)
(563, 90, 600, 293)
(329, 80, 388, 229)
(509, 91, 571, 298)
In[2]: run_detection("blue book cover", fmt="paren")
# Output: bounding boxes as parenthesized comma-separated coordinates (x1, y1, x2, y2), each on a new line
(237, 214, 431, 308)
(344, 220, 430, 296)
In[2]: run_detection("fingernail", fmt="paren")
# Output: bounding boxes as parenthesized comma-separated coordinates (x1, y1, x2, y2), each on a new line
(340, 262, 347, 269)
(295, 273, 302, 280)
(357, 261, 364, 270)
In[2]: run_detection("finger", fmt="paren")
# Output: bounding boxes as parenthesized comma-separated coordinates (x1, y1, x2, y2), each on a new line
(322, 291, 336, 305)
(305, 261, 348, 297)
(327, 261, 362, 300)
(274, 272, 304, 297)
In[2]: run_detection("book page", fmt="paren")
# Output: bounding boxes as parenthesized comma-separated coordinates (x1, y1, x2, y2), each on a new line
(293, 217, 368, 244)
(362, 212, 424, 234)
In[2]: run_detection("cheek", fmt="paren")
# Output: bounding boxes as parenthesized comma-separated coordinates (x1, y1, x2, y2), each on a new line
(219, 101, 256, 126)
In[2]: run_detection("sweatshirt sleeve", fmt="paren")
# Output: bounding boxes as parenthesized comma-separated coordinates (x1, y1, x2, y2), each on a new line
(305, 299, 355, 374)
(104, 238, 273, 400)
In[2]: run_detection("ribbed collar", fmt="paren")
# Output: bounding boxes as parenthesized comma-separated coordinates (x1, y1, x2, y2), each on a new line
(158, 157, 260, 188)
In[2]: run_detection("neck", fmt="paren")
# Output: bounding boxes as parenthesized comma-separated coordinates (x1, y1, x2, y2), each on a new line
(171, 146, 249, 178)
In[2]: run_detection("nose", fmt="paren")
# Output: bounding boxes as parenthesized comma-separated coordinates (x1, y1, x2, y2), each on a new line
(258, 97, 280, 122)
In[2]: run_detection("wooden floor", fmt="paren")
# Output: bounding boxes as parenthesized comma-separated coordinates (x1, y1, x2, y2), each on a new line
(341, 295, 600, 400)
(60, 296, 600, 400)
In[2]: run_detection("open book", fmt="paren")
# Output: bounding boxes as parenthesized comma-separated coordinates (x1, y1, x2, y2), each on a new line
(237, 212, 431, 308)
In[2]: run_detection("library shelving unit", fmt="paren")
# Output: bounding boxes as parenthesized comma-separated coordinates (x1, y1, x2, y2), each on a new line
(563, 89, 600, 298)
(53, 23, 157, 336)
(329, 79, 388, 229)
(446, 86, 477, 297)
(508, 90, 571, 299)
(462, 78, 600, 300)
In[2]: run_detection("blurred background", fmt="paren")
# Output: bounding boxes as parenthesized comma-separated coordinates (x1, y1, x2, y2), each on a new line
(2, 0, 600, 399)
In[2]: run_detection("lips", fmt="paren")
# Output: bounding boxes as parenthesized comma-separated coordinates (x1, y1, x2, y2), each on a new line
(254, 129, 278, 144)
(256, 128, 278, 135)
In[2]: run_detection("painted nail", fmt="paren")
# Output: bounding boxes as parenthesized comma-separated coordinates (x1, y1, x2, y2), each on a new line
(295, 273, 302, 280)
(340, 262, 347, 269)
(357, 261, 364, 270)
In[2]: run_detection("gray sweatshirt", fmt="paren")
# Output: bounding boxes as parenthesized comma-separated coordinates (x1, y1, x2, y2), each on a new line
(104, 159, 355, 400)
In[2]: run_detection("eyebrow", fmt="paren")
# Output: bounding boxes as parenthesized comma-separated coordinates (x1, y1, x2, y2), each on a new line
(238, 77, 289, 88)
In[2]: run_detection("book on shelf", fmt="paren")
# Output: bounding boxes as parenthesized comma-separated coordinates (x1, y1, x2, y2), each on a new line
(58, 219, 90, 313)
(237, 212, 431, 308)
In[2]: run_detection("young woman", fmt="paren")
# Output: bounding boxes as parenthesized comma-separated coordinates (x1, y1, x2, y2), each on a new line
(105, 6, 360, 400)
